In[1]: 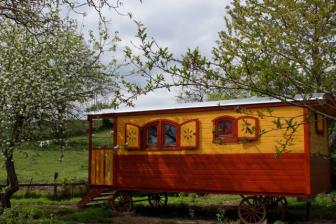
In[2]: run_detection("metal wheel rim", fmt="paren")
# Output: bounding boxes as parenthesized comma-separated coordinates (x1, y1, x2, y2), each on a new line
(274, 197, 287, 221)
(238, 196, 267, 224)
(265, 196, 287, 222)
(111, 191, 132, 212)
(148, 193, 168, 208)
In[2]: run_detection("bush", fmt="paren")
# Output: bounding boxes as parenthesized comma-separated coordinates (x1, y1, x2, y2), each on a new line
(0, 207, 55, 224)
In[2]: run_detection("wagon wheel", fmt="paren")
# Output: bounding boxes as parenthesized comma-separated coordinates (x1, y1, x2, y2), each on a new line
(238, 196, 267, 224)
(148, 193, 168, 208)
(267, 196, 287, 222)
(110, 191, 133, 212)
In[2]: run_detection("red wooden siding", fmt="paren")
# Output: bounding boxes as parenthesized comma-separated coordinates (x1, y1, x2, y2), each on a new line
(307, 109, 331, 195)
(310, 155, 331, 195)
(116, 153, 308, 196)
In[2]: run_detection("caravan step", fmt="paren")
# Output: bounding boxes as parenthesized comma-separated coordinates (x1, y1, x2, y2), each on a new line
(86, 201, 106, 206)
(100, 192, 114, 196)
(92, 196, 112, 201)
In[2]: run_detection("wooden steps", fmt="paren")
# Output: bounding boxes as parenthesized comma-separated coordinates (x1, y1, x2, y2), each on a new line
(77, 187, 113, 208)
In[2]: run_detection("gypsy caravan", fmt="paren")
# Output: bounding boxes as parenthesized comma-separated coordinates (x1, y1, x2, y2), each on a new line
(79, 94, 332, 224)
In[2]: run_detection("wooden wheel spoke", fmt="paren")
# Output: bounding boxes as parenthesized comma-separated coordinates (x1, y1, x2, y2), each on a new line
(255, 213, 263, 220)
(148, 193, 168, 209)
(111, 191, 132, 213)
(248, 214, 254, 223)
(252, 215, 257, 223)
(265, 196, 287, 222)
(241, 209, 251, 214)
(238, 196, 266, 224)
(255, 210, 264, 215)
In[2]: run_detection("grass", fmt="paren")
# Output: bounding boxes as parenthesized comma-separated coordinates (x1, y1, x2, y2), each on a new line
(3, 193, 335, 223)
(0, 130, 91, 183)
(0, 149, 88, 183)
(0, 129, 115, 183)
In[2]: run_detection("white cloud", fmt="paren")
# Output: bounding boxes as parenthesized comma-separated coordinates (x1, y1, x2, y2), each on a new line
(133, 88, 178, 107)
(72, 0, 230, 108)
(112, 0, 229, 56)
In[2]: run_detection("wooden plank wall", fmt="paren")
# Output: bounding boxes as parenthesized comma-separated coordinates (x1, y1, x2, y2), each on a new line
(309, 113, 331, 194)
(90, 149, 113, 185)
(116, 153, 307, 196)
(116, 106, 305, 155)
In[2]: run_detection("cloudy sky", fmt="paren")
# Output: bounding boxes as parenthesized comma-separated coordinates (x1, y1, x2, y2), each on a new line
(77, 0, 230, 108)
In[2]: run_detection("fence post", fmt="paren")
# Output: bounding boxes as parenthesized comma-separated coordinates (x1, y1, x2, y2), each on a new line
(27, 178, 33, 196)
(53, 172, 58, 198)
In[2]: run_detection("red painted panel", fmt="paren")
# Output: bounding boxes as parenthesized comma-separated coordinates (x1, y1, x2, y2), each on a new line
(310, 155, 331, 195)
(116, 153, 307, 196)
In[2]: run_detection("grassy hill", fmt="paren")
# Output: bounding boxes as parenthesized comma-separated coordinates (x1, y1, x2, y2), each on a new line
(0, 134, 89, 183)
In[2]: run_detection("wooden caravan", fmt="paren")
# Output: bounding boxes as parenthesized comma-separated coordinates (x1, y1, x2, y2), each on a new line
(79, 94, 333, 223)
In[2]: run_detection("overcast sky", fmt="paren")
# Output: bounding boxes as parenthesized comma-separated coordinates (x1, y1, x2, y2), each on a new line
(77, 0, 230, 108)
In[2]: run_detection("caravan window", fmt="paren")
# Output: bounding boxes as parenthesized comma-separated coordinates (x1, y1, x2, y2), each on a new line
(143, 120, 179, 150)
(213, 116, 238, 143)
(146, 123, 158, 144)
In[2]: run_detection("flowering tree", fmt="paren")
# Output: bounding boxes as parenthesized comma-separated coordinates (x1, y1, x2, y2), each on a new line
(0, 0, 125, 28)
(0, 18, 115, 209)
(121, 0, 336, 147)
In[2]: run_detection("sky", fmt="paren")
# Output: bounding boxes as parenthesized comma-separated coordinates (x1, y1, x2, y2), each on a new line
(75, 0, 230, 108)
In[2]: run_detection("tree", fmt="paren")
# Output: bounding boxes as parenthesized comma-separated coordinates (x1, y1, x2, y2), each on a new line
(0, 0, 125, 29)
(0, 18, 115, 209)
(121, 1, 336, 147)
(176, 71, 210, 103)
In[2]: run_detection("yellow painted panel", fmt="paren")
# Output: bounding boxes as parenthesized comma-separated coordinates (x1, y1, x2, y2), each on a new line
(316, 114, 324, 133)
(237, 117, 258, 139)
(90, 149, 114, 185)
(116, 106, 305, 155)
(91, 150, 96, 184)
(180, 120, 198, 148)
(100, 150, 105, 184)
(309, 112, 328, 155)
(95, 150, 100, 184)
(104, 150, 113, 185)
(110, 152, 114, 185)
(104, 151, 109, 185)
(125, 124, 140, 149)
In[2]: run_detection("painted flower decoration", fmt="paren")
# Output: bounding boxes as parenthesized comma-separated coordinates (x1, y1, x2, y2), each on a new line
(127, 130, 136, 144)
(183, 128, 195, 140)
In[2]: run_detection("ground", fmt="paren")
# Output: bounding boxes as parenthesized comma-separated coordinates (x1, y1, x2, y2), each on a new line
(1, 193, 334, 223)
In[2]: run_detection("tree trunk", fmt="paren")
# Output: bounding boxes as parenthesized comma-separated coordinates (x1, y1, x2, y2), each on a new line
(329, 122, 336, 151)
(0, 155, 19, 209)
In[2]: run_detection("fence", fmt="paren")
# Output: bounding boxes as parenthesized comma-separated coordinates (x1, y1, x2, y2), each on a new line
(0, 181, 88, 198)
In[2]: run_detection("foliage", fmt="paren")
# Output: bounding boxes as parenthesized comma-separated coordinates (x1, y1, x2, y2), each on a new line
(0, 206, 56, 224)
(121, 0, 336, 117)
(86, 102, 114, 113)
(0, 17, 111, 143)
(118, 0, 336, 155)
(0, 15, 116, 208)
(0, 1, 126, 33)
(216, 207, 226, 224)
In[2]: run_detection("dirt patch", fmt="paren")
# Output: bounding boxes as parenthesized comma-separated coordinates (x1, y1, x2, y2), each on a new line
(111, 215, 215, 224)
(295, 221, 336, 224)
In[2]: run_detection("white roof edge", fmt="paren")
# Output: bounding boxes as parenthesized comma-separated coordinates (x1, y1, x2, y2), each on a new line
(88, 93, 325, 115)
